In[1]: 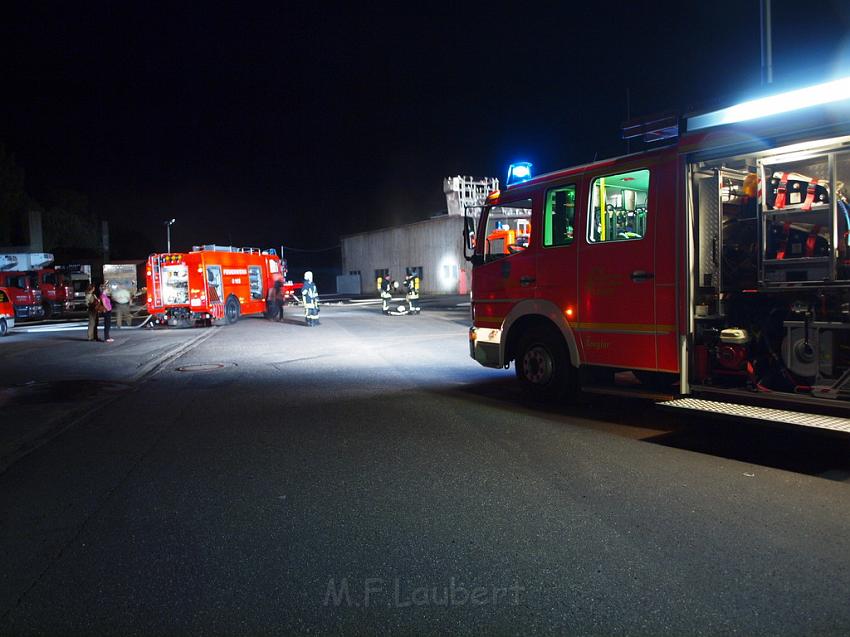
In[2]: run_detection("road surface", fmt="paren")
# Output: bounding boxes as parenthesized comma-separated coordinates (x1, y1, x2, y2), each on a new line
(1, 303, 849, 634)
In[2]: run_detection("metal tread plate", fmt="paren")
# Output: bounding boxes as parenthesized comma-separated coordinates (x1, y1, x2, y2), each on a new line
(658, 398, 850, 433)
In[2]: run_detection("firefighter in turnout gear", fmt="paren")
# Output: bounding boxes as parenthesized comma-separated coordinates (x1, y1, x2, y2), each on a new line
(301, 271, 319, 326)
(404, 273, 421, 314)
(379, 275, 397, 315)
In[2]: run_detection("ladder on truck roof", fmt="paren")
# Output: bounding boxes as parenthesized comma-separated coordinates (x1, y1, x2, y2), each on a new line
(191, 245, 277, 255)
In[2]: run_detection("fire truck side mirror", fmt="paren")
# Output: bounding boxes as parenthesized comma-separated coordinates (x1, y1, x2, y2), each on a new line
(463, 215, 476, 262)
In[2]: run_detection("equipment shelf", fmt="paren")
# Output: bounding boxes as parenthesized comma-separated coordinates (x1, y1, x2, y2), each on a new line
(763, 257, 831, 264)
(764, 203, 830, 217)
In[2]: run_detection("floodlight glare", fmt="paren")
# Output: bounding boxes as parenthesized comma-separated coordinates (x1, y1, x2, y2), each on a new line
(687, 76, 850, 131)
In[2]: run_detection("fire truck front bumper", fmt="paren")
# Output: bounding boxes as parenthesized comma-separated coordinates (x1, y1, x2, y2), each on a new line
(14, 305, 44, 320)
(70, 295, 88, 311)
(469, 326, 504, 368)
(152, 307, 217, 325)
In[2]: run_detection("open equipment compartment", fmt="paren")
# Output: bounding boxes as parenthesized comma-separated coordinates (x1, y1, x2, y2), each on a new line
(691, 138, 850, 401)
(760, 151, 834, 284)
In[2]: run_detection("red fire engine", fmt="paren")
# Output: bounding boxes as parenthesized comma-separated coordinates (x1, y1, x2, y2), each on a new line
(146, 245, 285, 326)
(467, 78, 850, 431)
(0, 272, 43, 320)
(0, 253, 55, 320)
(33, 268, 75, 317)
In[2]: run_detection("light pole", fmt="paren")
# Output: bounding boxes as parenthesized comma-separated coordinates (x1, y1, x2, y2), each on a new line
(760, 0, 773, 85)
(164, 218, 176, 252)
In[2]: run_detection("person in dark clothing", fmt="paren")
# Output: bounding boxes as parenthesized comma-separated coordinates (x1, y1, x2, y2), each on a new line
(85, 283, 101, 341)
(270, 280, 285, 321)
(379, 275, 395, 314)
(403, 273, 421, 314)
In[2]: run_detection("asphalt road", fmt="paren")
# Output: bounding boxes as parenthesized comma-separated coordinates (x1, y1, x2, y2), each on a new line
(1, 303, 849, 635)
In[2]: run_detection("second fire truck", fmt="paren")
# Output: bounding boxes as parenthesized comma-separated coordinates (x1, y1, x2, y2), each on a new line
(146, 245, 286, 326)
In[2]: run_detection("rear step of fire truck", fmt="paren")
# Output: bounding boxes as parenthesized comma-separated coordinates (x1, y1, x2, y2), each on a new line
(657, 398, 850, 434)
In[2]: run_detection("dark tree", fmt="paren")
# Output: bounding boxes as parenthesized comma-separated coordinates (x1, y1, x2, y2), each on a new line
(0, 144, 28, 246)
(41, 188, 101, 256)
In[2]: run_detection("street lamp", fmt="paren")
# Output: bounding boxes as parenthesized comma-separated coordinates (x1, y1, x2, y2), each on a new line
(164, 218, 176, 252)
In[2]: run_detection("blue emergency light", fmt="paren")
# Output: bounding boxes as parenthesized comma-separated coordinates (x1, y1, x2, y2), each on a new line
(506, 162, 533, 186)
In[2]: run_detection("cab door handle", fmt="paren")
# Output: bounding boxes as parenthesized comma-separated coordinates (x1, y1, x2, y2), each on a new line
(631, 270, 654, 282)
(520, 276, 536, 286)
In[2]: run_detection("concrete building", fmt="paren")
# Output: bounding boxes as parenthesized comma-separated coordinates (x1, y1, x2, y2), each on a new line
(340, 176, 497, 295)
(1, 210, 44, 252)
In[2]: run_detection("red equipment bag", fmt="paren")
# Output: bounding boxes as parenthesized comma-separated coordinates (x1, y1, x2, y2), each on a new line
(766, 172, 830, 209)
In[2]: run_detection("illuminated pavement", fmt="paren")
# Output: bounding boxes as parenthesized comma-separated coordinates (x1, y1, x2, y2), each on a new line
(1, 304, 849, 634)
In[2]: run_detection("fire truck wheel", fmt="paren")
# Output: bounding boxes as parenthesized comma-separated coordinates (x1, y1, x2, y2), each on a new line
(0, 318, 7, 337)
(42, 301, 53, 319)
(515, 327, 575, 402)
(225, 296, 241, 324)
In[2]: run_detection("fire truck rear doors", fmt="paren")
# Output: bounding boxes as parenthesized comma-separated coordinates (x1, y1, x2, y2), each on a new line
(576, 167, 669, 370)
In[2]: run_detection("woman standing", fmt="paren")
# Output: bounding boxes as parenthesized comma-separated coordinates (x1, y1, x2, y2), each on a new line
(100, 284, 113, 343)
(85, 283, 101, 341)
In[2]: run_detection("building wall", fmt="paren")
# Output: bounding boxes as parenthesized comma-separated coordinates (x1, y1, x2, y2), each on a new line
(341, 215, 468, 295)
(0, 209, 43, 252)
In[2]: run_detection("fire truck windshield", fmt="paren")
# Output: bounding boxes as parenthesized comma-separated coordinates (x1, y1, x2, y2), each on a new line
(481, 198, 533, 261)
(162, 264, 189, 305)
(9, 275, 29, 289)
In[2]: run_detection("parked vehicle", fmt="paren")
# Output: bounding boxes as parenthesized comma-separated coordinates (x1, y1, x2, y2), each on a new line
(32, 268, 75, 317)
(466, 78, 850, 432)
(0, 272, 44, 320)
(0, 253, 54, 319)
(0, 287, 15, 336)
(56, 264, 92, 312)
(146, 245, 286, 326)
(103, 261, 144, 297)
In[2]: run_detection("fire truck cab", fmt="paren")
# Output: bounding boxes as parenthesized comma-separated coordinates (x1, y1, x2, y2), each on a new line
(0, 272, 44, 320)
(147, 245, 284, 326)
(33, 268, 75, 317)
(467, 78, 850, 431)
(55, 264, 92, 312)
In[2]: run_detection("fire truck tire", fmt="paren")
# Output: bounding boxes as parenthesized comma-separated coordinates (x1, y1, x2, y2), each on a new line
(0, 318, 7, 337)
(42, 301, 53, 319)
(225, 296, 241, 324)
(515, 326, 576, 402)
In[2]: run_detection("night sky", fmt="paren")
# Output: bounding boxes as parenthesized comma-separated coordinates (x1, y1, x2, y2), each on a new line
(2, 1, 849, 265)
